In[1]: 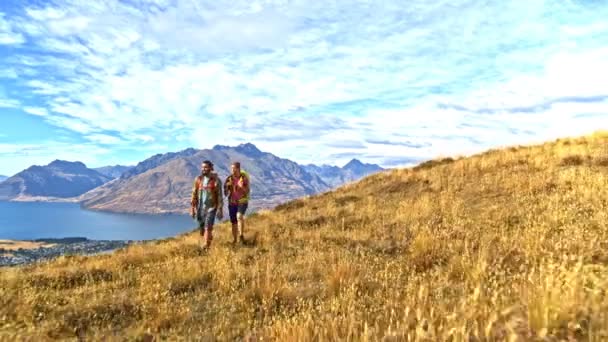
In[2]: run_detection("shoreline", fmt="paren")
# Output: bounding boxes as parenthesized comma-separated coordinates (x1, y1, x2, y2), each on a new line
(0, 237, 142, 267)
(2, 199, 193, 217)
(9, 195, 81, 203)
(4, 193, 281, 216)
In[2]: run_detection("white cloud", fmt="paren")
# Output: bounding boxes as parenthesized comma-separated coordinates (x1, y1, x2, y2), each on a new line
(85, 134, 123, 145)
(23, 107, 49, 116)
(46, 115, 95, 134)
(0, 68, 18, 79)
(0, 13, 25, 45)
(2, 0, 608, 170)
(26, 80, 63, 95)
(0, 142, 111, 176)
(0, 98, 20, 108)
(25, 7, 67, 21)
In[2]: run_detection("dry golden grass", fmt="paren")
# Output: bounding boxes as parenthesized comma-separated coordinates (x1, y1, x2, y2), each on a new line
(0, 240, 56, 257)
(0, 240, 56, 251)
(2, 131, 608, 341)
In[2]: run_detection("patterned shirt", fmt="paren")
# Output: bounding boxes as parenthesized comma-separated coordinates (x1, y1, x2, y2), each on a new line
(191, 173, 223, 214)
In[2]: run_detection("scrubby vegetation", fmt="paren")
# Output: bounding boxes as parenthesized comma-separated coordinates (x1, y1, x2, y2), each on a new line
(2, 131, 608, 341)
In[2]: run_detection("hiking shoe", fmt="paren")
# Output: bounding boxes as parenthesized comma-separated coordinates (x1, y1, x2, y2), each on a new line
(197, 244, 209, 255)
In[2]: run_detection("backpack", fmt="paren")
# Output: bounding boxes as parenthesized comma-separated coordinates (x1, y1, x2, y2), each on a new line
(224, 171, 250, 203)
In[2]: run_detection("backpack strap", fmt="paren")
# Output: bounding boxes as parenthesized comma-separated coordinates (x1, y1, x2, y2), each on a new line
(191, 175, 203, 210)
(224, 175, 232, 196)
(207, 173, 220, 208)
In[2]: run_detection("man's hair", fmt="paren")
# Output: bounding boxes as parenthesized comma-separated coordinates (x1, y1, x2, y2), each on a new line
(202, 160, 214, 169)
(231, 161, 241, 168)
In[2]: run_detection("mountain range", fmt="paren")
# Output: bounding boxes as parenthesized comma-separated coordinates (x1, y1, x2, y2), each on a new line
(0, 143, 383, 214)
(0, 160, 111, 201)
(93, 165, 133, 179)
(0, 175, 7, 183)
(80, 143, 383, 214)
(304, 159, 383, 187)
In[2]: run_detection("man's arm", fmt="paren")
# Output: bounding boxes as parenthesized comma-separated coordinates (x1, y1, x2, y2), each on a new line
(223, 176, 231, 197)
(215, 177, 224, 219)
(190, 178, 199, 216)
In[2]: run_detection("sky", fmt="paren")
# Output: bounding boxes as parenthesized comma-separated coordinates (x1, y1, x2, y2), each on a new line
(1, 0, 607, 176)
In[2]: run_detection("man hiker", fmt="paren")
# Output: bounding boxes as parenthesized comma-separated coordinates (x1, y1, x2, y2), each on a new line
(191, 160, 223, 249)
(224, 161, 250, 244)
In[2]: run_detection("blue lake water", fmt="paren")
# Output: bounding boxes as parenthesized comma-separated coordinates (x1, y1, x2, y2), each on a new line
(0, 201, 198, 241)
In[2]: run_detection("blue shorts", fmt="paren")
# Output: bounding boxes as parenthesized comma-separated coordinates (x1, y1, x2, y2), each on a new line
(228, 203, 248, 224)
(197, 208, 216, 230)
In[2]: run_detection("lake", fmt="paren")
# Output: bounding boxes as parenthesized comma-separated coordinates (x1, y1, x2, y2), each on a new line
(0, 201, 198, 241)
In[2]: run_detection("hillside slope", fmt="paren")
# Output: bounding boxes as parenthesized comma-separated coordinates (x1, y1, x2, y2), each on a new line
(1, 132, 608, 340)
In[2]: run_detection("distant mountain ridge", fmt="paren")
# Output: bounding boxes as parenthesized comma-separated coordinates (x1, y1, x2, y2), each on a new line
(120, 148, 199, 180)
(0, 160, 111, 200)
(93, 165, 133, 179)
(304, 159, 384, 187)
(80, 143, 383, 214)
(0, 144, 384, 213)
(80, 143, 330, 214)
(0, 175, 7, 183)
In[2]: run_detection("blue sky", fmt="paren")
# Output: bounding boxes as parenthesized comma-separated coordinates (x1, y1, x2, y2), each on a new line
(1, 0, 607, 176)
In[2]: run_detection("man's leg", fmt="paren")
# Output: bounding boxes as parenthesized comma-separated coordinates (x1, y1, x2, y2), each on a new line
(198, 212, 206, 248)
(237, 203, 248, 243)
(229, 204, 239, 243)
(204, 209, 217, 248)
(204, 226, 213, 248)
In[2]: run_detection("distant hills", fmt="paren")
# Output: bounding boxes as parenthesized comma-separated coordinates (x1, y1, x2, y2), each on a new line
(304, 159, 384, 187)
(0, 160, 111, 201)
(0, 143, 384, 213)
(93, 165, 133, 179)
(0, 175, 7, 183)
(80, 143, 384, 214)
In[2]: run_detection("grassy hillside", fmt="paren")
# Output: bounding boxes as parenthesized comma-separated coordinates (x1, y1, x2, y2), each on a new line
(2, 132, 608, 341)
